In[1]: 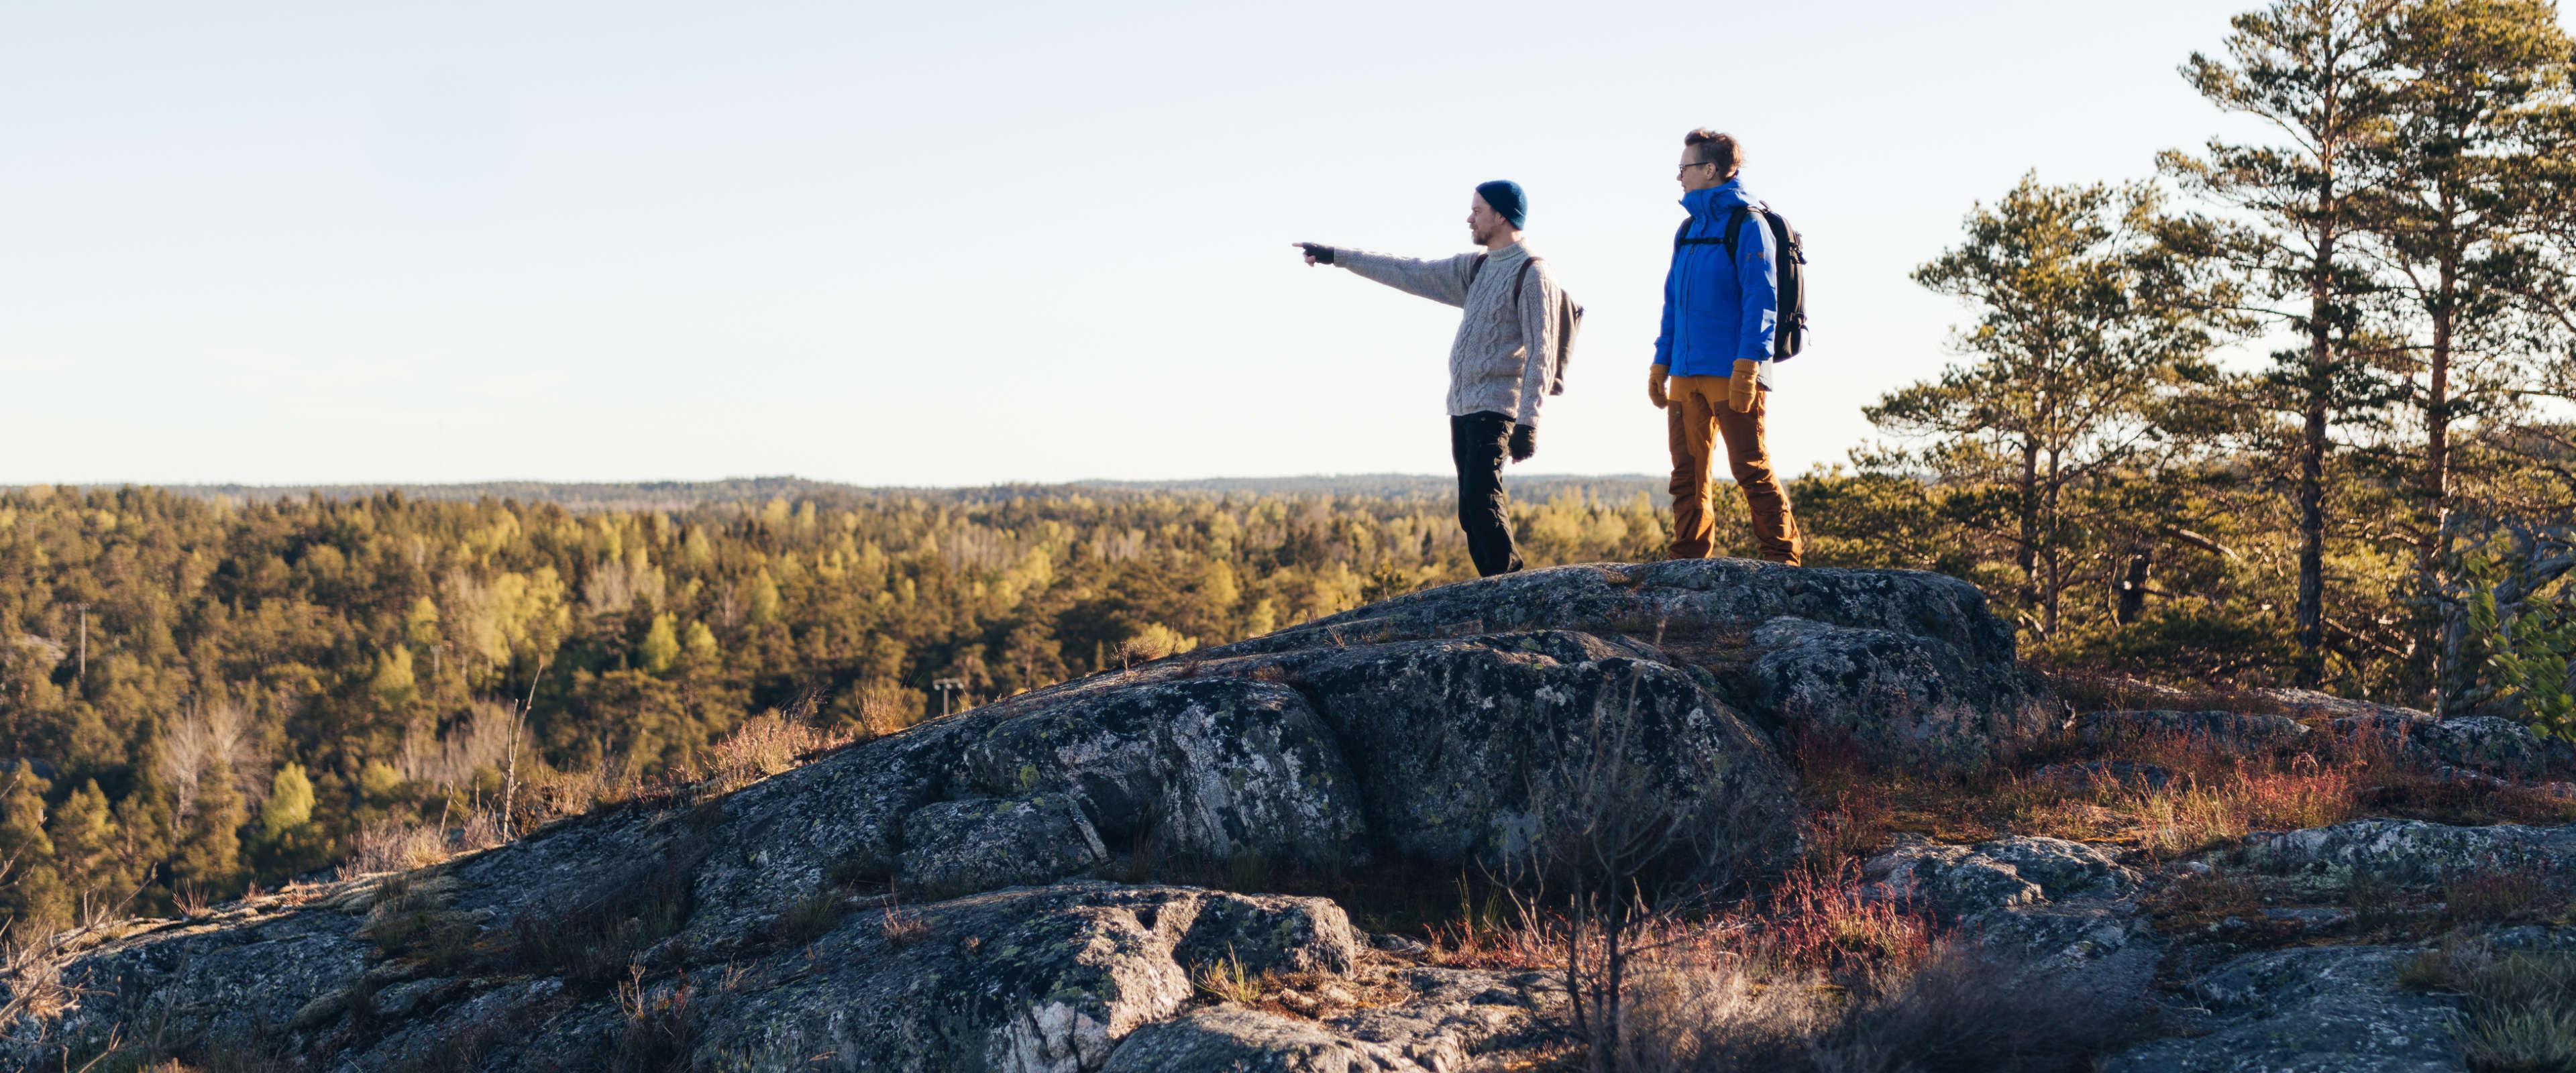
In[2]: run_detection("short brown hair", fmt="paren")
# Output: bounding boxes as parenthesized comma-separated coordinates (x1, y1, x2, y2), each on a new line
(1684, 129, 1743, 176)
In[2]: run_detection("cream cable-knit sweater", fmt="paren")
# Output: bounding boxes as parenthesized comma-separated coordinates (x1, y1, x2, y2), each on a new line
(1332, 241, 1560, 425)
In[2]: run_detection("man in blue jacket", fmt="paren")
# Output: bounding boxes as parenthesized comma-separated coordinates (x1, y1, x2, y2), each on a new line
(1649, 129, 1802, 565)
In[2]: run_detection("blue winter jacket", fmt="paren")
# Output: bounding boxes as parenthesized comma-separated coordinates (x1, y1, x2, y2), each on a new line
(1653, 180, 1776, 385)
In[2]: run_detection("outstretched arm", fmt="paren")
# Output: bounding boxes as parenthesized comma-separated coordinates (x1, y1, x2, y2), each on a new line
(1294, 243, 1480, 308)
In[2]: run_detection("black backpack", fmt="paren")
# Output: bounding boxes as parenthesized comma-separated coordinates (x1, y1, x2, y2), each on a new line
(1674, 204, 1808, 361)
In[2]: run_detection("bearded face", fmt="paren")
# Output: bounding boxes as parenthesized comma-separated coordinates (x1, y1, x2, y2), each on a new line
(1467, 194, 1505, 247)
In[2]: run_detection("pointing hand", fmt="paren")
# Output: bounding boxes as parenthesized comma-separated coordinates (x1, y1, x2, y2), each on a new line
(1294, 243, 1335, 266)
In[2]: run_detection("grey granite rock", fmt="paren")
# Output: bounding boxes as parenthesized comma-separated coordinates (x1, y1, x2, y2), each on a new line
(667, 883, 1356, 1073)
(1100, 968, 1563, 1073)
(0, 889, 370, 1066)
(2236, 819, 2576, 885)
(1214, 560, 2017, 665)
(2330, 708, 2573, 779)
(949, 677, 1364, 868)
(1741, 616, 2057, 767)
(899, 793, 1110, 897)
(1858, 835, 2159, 1003)
(1256, 630, 1796, 873)
(1864, 835, 2138, 919)
(1210, 560, 2056, 769)
(1102, 1008, 1421, 1072)
(2104, 946, 2466, 1073)
(2072, 708, 2314, 749)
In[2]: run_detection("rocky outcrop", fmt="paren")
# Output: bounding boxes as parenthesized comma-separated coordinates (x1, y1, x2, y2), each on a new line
(72, 561, 2576, 1071)
(0, 890, 373, 1065)
(1217, 560, 2057, 767)
(2330, 707, 2575, 780)
(637, 884, 1356, 1073)
(1102, 969, 1564, 1073)
(1862, 835, 2159, 997)
(2104, 946, 2468, 1073)
(2106, 816, 2576, 1072)
(2072, 708, 2313, 750)
(2236, 819, 2576, 885)
(1863, 835, 2139, 919)
(4, 561, 2045, 1071)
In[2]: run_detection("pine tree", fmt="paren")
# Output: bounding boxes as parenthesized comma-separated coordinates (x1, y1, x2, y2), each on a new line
(358, 760, 402, 803)
(115, 716, 180, 911)
(639, 614, 681, 675)
(748, 571, 782, 624)
(169, 754, 246, 902)
(1875, 174, 2239, 640)
(2167, 0, 2405, 683)
(2357, 0, 2576, 701)
(0, 761, 69, 940)
(405, 595, 441, 649)
(370, 646, 417, 705)
(682, 620, 719, 667)
(259, 763, 315, 842)
(46, 779, 119, 921)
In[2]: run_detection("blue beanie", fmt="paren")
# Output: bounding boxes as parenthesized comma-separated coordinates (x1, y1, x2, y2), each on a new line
(1475, 180, 1527, 228)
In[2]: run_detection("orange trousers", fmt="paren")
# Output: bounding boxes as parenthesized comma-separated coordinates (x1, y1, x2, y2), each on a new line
(1667, 374, 1803, 564)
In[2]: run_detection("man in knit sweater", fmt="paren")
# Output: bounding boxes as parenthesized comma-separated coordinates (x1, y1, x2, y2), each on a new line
(1293, 180, 1566, 577)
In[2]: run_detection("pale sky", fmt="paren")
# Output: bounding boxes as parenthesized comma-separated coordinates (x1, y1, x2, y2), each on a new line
(2, 0, 2487, 488)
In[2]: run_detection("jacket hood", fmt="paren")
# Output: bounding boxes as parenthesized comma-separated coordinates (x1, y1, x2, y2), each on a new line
(1682, 180, 1756, 219)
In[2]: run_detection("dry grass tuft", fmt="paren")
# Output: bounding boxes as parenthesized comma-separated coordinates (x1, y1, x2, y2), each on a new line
(345, 819, 453, 875)
(2443, 868, 2573, 927)
(1611, 936, 2132, 1073)
(765, 890, 846, 949)
(1755, 864, 1935, 975)
(678, 712, 855, 797)
(879, 902, 930, 948)
(0, 929, 74, 1028)
(2402, 941, 2576, 1072)
(608, 966, 697, 1073)
(1784, 722, 2414, 862)
(1192, 945, 1267, 1005)
(2124, 761, 2361, 857)
(1434, 909, 1572, 972)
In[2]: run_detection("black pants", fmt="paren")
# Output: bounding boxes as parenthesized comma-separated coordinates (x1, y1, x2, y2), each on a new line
(1450, 412, 1523, 577)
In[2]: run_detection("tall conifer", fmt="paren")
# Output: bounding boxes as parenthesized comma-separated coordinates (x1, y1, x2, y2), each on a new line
(2167, 0, 2405, 683)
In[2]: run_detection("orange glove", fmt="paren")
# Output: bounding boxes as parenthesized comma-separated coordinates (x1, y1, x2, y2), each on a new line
(1729, 359, 1760, 413)
(1648, 365, 1670, 410)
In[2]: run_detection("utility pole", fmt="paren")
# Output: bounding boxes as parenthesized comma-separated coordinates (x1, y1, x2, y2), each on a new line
(932, 677, 966, 717)
(74, 604, 89, 681)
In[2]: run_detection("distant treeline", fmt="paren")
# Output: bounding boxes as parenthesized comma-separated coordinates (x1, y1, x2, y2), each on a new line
(71, 474, 1670, 512)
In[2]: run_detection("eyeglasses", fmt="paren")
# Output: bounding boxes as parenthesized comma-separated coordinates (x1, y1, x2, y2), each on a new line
(1676, 162, 1716, 178)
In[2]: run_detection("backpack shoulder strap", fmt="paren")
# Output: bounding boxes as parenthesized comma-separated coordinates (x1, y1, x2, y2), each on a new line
(1467, 252, 1489, 286)
(1719, 205, 1759, 258)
